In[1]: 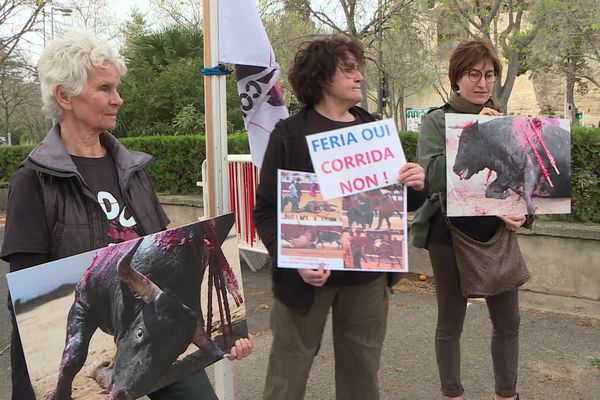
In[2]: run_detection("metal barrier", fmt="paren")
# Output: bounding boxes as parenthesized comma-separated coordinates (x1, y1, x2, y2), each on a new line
(201, 155, 269, 271)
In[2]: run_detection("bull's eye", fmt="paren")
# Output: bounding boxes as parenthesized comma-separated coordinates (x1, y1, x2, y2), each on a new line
(137, 328, 144, 338)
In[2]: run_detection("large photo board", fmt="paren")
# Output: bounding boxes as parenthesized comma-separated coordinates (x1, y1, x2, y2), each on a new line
(445, 114, 571, 216)
(277, 169, 408, 272)
(7, 214, 247, 399)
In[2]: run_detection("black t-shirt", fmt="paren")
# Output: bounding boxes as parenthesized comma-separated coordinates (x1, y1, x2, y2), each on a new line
(71, 154, 141, 242)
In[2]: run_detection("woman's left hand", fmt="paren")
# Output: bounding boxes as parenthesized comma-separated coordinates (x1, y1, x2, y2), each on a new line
(227, 335, 254, 360)
(397, 162, 425, 191)
(497, 214, 527, 231)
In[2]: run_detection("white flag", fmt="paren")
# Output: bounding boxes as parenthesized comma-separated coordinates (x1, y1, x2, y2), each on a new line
(218, 0, 289, 167)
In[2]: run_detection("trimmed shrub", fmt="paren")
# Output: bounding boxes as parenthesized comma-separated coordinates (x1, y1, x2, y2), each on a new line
(0, 128, 598, 223)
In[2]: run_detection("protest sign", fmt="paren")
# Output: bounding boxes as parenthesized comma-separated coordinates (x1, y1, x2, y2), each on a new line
(277, 169, 408, 272)
(7, 215, 247, 399)
(445, 113, 571, 216)
(306, 119, 406, 200)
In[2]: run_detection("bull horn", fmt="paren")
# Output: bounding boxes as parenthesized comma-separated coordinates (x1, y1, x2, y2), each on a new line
(449, 120, 476, 129)
(118, 238, 163, 303)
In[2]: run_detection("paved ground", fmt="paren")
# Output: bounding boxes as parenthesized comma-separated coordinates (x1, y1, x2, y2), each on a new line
(2, 235, 599, 399)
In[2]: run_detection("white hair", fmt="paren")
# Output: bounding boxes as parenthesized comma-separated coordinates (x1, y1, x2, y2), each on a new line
(38, 30, 127, 120)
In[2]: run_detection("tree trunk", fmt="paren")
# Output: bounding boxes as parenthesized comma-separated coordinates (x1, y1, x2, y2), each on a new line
(496, 49, 519, 113)
(398, 89, 406, 131)
(565, 57, 577, 124)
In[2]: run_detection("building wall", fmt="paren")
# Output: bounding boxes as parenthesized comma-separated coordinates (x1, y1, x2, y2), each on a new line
(404, 71, 600, 127)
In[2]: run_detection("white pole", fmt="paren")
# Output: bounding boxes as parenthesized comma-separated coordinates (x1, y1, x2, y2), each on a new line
(203, 0, 230, 217)
(203, 0, 234, 398)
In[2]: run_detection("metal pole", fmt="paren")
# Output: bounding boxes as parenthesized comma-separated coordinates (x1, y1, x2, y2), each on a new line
(203, 0, 230, 217)
(202, 0, 234, 398)
(376, 0, 383, 114)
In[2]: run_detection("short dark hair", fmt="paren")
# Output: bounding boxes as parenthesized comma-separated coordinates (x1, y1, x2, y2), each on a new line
(448, 38, 501, 92)
(288, 35, 364, 106)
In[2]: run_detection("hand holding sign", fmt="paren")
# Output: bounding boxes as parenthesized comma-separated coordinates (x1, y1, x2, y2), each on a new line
(307, 119, 406, 199)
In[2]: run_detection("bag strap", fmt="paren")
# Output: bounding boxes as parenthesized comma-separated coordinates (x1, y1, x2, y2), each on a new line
(438, 194, 455, 230)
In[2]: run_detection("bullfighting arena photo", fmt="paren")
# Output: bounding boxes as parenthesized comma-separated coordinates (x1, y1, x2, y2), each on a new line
(7, 214, 247, 399)
(277, 169, 408, 272)
(445, 114, 571, 217)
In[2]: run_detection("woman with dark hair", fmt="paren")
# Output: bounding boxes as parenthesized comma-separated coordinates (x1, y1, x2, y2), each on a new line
(412, 38, 529, 400)
(254, 35, 426, 400)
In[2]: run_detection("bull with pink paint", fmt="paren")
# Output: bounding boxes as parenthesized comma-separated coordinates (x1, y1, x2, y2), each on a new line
(46, 218, 242, 400)
(452, 116, 571, 214)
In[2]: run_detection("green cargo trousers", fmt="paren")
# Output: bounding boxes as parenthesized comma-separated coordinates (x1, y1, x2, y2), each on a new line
(263, 275, 389, 400)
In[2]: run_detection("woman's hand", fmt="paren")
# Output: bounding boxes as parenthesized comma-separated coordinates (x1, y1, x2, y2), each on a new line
(397, 162, 425, 191)
(227, 335, 254, 360)
(298, 263, 330, 287)
(479, 107, 503, 116)
(497, 214, 527, 231)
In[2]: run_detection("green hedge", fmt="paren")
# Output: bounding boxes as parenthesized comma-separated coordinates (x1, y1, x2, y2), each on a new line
(0, 128, 598, 223)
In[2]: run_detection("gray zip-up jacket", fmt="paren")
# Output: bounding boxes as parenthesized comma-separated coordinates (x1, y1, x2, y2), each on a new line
(2, 124, 169, 261)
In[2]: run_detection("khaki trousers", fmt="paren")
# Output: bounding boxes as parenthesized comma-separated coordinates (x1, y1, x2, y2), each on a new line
(263, 275, 389, 400)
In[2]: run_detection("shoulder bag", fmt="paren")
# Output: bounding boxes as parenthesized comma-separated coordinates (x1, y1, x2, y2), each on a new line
(441, 200, 531, 298)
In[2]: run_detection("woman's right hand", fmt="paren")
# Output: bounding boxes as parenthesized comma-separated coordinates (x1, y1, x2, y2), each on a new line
(479, 107, 503, 116)
(298, 263, 330, 287)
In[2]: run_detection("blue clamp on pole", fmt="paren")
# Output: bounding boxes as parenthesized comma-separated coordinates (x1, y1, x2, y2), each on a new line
(202, 64, 232, 76)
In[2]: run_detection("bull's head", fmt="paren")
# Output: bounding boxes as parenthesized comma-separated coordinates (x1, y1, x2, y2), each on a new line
(110, 238, 215, 398)
(452, 120, 487, 180)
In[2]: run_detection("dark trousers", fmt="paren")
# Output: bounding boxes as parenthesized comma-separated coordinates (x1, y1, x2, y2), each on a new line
(428, 242, 520, 398)
(264, 275, 389, 400)
(9, 304, 216, 400)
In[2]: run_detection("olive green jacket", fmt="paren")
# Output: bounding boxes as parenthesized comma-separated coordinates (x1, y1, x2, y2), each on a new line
(411, 103, 455, 248)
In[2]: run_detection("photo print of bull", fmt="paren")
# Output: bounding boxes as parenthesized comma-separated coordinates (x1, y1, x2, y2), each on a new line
(445, 114, 571, 216)
(6, 214, 247, 400)
(277, 169, 408, 272)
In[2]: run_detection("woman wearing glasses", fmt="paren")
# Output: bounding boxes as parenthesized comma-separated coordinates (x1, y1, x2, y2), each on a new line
(412, 39, 527, 400)
(254, 35, 425, 400)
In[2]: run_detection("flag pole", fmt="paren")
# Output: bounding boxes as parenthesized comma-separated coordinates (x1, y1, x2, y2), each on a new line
(203, 0, 234, 398)
(203, 0, 230, 217)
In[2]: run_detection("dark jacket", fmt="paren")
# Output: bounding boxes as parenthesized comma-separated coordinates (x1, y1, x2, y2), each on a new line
(254, 106, 425, 315)
(1, 124, 169, 262)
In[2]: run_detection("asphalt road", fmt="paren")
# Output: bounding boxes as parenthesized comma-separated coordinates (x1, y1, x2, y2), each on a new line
(2, 241, 600, 399)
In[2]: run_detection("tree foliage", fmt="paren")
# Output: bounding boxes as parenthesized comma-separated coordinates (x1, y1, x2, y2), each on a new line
(115, 26, 243, 137)
(526, 0, 600, 121)
(429, 0, 538, 112)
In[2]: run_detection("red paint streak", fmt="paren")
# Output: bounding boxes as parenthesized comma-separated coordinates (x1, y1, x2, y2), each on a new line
(531, 118, 560, 175)
(513, 117, 557, 187)
(156, 229, 191, 250)
(77, 239, 139, 295)
(485, 169, 493, 184)
(199, 220, 243, 306)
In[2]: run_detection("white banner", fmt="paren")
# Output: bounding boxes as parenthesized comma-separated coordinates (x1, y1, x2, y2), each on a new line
(218, 0, 289, 167)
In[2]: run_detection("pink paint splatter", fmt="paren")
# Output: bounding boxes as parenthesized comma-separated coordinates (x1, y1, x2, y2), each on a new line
(156, 229, 191, 250)
(512, 116, 559, 187)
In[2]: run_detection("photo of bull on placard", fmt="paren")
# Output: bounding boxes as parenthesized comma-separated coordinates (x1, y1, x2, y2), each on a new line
(446, 113, 571, 216)
(7, 214, 247, 400)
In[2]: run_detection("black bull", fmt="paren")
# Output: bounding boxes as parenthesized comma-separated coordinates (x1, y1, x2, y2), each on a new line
(452, 117, 571, 214)
(46, 218, 240, 400)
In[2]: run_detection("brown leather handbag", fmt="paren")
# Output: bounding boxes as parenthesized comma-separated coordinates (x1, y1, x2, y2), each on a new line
(441, 202, 531, 298)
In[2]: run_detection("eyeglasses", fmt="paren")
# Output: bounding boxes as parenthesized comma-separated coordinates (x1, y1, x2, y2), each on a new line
(465, 69, 497, 83)
(338, 63, 362, 78)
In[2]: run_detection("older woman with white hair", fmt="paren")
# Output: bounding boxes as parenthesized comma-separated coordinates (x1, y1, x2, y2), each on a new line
(2, 30, 251, 400)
